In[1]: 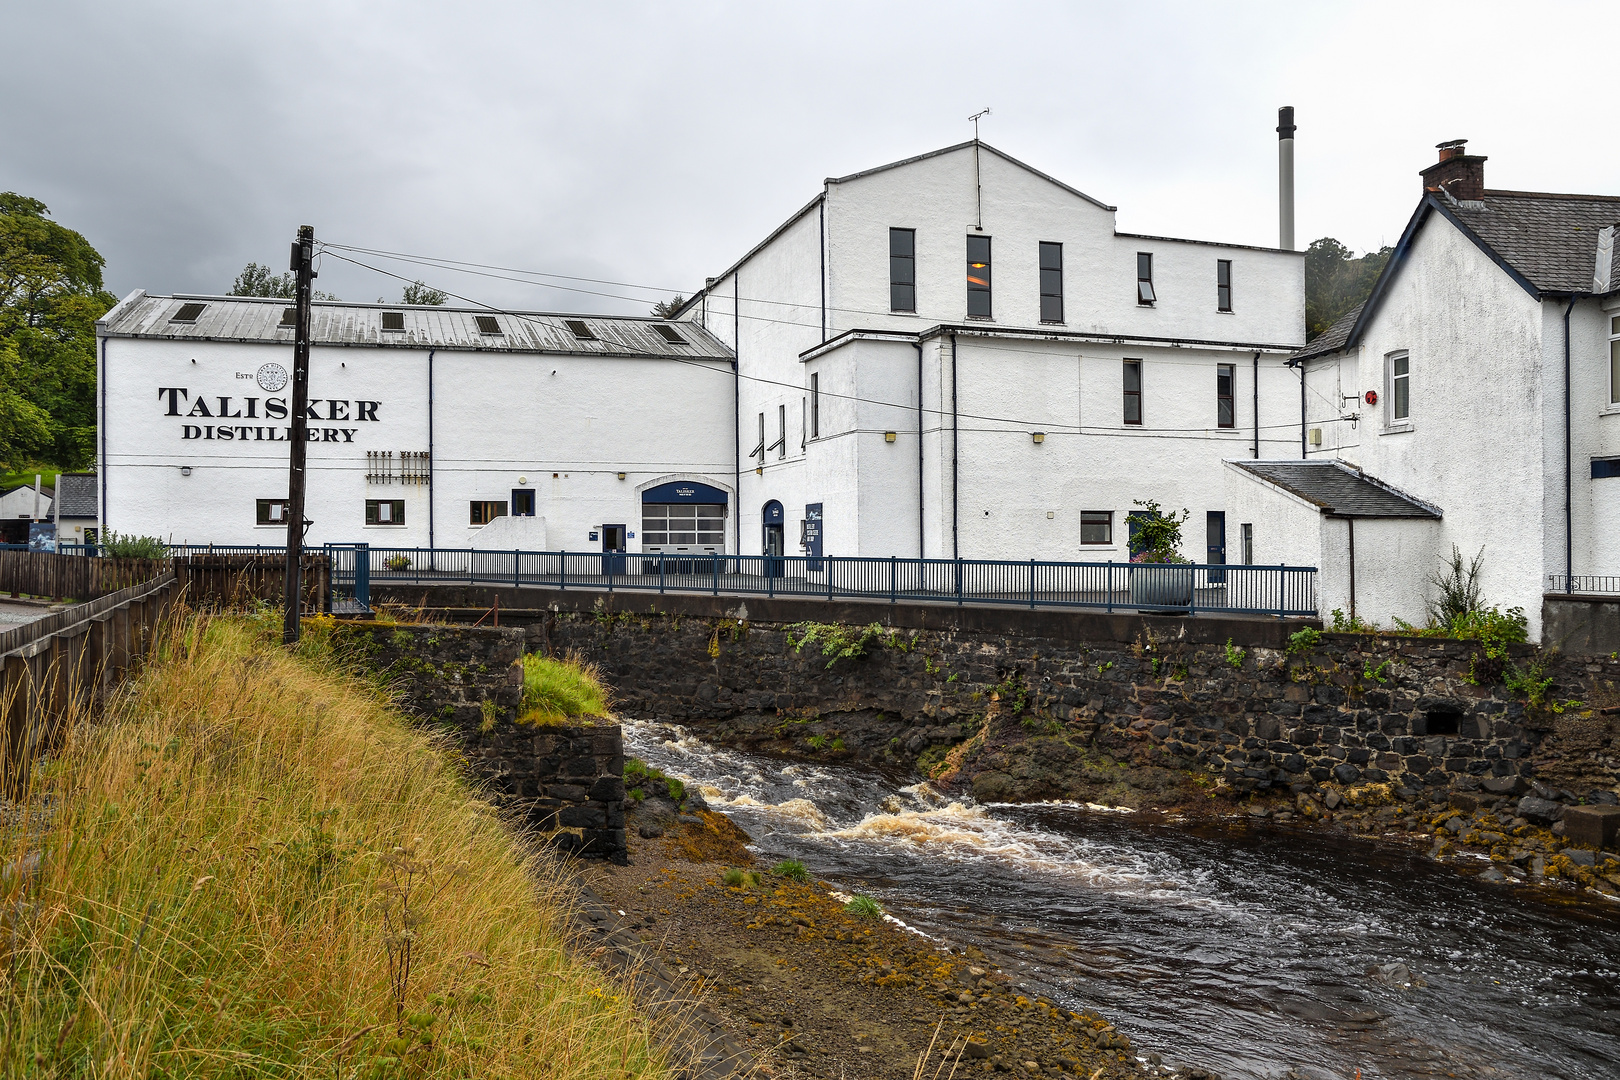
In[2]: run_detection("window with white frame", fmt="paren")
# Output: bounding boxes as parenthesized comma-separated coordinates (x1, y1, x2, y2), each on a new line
(1609, 315, 1620, 405)
(1240, 522, 1253, 564)
(1387, 351, 1411, 423)
(366, 499, 405, 525)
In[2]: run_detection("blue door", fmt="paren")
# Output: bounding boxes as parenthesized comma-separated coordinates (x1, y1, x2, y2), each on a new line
(762, 500, 785, 578)
(601, 524, 626, 576)
(1206, 512, 1226, 584)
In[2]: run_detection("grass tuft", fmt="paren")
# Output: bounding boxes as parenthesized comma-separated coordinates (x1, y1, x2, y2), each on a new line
(519, 652, 611, 725)
(770, 860, 810, 883)
(845, 894, 884, 920)
(0, 612, 664, 1079)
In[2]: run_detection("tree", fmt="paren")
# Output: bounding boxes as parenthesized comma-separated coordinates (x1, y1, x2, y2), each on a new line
(228, 261, 339, 301)
(1304, 237, 1392, 340)
(650, 294, 685, 318)
(402, 280, 448, 306)
(0, 193, 115, 471)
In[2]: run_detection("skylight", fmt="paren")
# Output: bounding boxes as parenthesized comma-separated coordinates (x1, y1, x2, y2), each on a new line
(565, 319, 596, 340)
(170, 303, 207, 323)
(279, 308, 295, 326)
(474, 315, 502, 335)
(381, 311, 405, 331)
(653, 324, 686, 344)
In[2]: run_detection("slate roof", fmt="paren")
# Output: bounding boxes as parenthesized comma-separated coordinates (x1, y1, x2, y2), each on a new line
(97, 293, 734, 360)
(1228, 460, 1440, 519)
(1289, 302, 1363, 362)
(1446, 190, 1620, 295)
(54, 474, 97, 519)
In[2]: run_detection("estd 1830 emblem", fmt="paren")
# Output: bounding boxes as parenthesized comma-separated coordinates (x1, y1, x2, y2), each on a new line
(256, 363, 290, 392)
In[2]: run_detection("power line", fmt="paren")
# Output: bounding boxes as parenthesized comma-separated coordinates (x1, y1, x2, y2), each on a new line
(317, 247, 1306, 437)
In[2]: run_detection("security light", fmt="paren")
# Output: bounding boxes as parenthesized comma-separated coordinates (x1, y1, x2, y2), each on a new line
(1032, 431, 1046, 444)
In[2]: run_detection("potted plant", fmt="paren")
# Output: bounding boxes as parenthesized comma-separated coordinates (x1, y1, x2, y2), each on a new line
(1126, 500, 1193, 609)
(384, 553, 411, 572)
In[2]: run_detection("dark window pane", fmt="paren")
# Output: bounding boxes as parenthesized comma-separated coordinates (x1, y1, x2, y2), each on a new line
(1125, 395, 1141, 425)
(892, 283, 915, 311)
(967, 289, 992, 318)
(891, 255, 914, 286)
(1217, 369, 1233, 397)
(1040, 294, 1062, 322)
(1080, 511, 1112, 544)
(1217, 260, 1230, 287)
(967, 235, 991, 263)
(1040, 267, 1062, 295)
(1123, 361, 1141, 392)
(890, 228, 914, 257)
(1218, 398, 1235, 427)
(1137, 252, 1152, 280)
(966, 235, 991, 318)
(1039, 242, 1062, 271)
(1218, 285, 1232, 311)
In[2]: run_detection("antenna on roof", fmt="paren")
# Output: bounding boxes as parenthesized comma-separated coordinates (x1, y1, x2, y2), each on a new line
(968, 108, 992, 231)
(968, 107, 991, 142)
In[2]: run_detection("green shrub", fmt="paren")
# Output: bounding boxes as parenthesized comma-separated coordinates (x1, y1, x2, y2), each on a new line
(771, 860, 810, 882)
(519, 653, 610, 723)
(1286, 626, 1322, 654)
(99, 530, 167, 558)
(844, 894, 883, 919)
(1428, 545, 1485, 626)
(786, 621, 888, 668)
(1124, 500, 1191, 564)
(806, 735, 827, 751)
(1223, 638, 1246, 669)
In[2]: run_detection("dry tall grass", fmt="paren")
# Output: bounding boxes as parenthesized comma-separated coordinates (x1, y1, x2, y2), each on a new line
(0, 612, 667, 1078)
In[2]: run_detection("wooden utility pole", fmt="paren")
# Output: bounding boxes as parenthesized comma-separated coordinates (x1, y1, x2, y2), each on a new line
(283, 225, 315, 644)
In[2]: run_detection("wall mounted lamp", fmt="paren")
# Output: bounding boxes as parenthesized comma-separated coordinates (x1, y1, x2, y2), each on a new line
(1031, 431, 1046, 444)
(180, 466, 192, 476)
(884, 431, 897, 443)
(616, 472, 626, 480)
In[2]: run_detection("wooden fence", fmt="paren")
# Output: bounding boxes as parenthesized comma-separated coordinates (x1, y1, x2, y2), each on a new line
(2, 570, 178, 780)
(0, 552, 329, 611)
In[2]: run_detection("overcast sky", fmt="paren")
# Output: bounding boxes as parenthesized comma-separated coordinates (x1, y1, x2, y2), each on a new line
(6, 0, 1618, 315)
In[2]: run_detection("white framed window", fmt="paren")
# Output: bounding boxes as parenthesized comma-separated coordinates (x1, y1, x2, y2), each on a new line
(1608, 315, 1620, 406)
(1386, 351, 1411, 424)
(1241, 522, 1253, 564)
(366, 499, 405, 526)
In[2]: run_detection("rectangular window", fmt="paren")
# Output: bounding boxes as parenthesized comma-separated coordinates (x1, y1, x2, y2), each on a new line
(811, 373, 820, 437)
(801, 397, 807, 449)
(1123, 360, 1143, 425)
(1610, 315, 1620, 405)
(641, 503, 727, 550)
(1389, 352, 1411, 421)
(1080, 510, 1113, 545)
(777, 404, 786, 459)
(966, 235, 992, 318)
(255, 498, 289, 525)
(469, 500, 507, 526)
(1137, 252, 1155, 305)
(1039, 242, 1063, 323)
(1241, 522, 1254, 564)
(365, 499, 405, 525)
(890, 228, 916, 312)
(512, 489, 536, 516)
(1217, 363, 1235, 428)
(1217, 259, 1232, 312)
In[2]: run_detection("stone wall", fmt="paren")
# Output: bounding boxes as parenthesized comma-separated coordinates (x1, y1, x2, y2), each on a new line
(359, 588, 1620, 803)
(332, 622, 626, 860)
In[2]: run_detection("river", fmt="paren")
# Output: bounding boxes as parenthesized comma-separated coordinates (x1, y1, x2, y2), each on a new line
(623, 720, 1620, 1080)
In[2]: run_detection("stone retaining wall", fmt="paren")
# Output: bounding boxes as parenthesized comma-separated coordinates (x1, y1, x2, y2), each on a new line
(331, 622, 626, 860)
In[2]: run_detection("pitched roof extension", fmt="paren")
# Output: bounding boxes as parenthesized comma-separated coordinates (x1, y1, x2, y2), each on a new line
(54, 474, 98, 519)
(1228, 460, 1441, 519)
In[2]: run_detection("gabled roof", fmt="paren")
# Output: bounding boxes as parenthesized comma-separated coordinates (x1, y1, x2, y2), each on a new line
(1289, 302, 1363, 363)
(1228, 460, 1441, 519)
(98, 293, 734, 360)
(828, 140, 1115, 212)
(1318, 187, 1620, 358)
(54, 474, 98, 519)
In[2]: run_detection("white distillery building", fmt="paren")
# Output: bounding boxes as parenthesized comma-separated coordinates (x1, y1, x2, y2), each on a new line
(95, 297, 739, 553)
(674, 139, 1305, 566)
(97, 138, 1309, 569)
(1230, 141, 1620, 638)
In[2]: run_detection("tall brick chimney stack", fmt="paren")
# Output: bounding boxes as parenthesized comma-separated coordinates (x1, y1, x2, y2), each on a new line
(1420, 139, 1487, 202)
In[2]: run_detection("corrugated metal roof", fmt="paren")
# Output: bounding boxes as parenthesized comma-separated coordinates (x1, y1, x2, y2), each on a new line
(98, 293, 735, 359)
(1229, 460, 1441, 519)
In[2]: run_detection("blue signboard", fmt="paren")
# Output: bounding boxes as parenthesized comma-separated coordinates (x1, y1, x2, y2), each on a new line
(802, 502, 823, 571)
(642, 481, 729, 504)
(763, 499, 784, 524)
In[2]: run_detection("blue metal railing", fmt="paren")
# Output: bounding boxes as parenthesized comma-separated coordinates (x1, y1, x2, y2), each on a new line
(320, 546, 1318, 618)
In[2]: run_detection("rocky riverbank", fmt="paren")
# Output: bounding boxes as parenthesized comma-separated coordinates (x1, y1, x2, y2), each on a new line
(580, 773, 1237, 1080)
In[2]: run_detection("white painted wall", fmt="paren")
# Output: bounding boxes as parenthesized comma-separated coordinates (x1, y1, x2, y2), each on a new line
(99, 335, 736, 551)
(0, 487, 50, 521)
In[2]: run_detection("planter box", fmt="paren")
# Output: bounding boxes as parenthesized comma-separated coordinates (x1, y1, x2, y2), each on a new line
(1128, 564, 1193, 609)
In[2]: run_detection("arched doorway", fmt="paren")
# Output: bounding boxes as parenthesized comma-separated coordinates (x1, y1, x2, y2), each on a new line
(762, 500, 785, 577)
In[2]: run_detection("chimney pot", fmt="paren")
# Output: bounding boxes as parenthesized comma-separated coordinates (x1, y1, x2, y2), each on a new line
(1421, 140, 1487, 202)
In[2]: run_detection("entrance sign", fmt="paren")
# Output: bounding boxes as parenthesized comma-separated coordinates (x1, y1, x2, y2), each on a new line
(802, 502, 823, 571)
